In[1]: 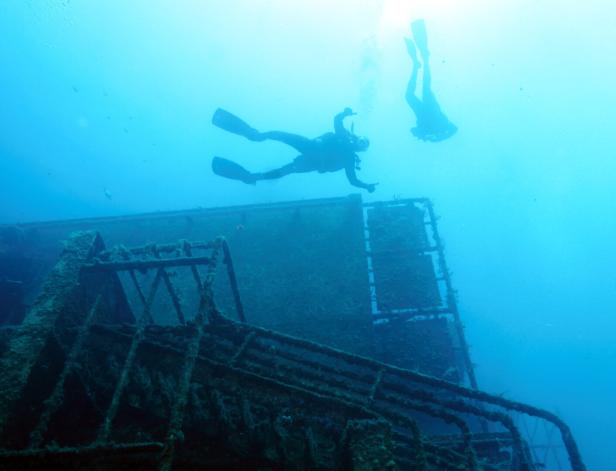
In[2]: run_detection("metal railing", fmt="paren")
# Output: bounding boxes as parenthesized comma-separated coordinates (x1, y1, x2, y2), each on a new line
(0, 234, 585, 470)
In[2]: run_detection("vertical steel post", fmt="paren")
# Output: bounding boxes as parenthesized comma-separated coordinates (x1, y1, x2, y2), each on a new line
(221, 239, 246, 323)
(425, 200, 478, 390)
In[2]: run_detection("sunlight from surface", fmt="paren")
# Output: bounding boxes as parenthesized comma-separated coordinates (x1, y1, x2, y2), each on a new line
(378, 0, 414, 36)
(377, 0, 467, 43)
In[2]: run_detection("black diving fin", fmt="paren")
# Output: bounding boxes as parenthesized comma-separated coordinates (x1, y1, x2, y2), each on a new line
(411, 19, 429, 58)
(212, 108, 261, 140)
(212, 156, 256, 184)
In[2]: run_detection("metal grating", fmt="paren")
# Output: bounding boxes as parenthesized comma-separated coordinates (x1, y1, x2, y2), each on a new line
(363, 198, 478, 390)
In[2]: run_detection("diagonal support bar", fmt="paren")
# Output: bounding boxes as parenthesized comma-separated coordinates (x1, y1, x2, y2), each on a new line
(97, 268, 163, 443)
(158, 241, 222, 470)
(29, 294, 104, 448)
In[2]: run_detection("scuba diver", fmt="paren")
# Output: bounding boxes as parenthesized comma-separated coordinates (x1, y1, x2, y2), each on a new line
(405, 19, 458, 142)
(211, 107, 377, 192)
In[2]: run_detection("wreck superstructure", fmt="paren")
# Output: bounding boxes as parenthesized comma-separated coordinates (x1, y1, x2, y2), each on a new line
(0, 195, 584, 470)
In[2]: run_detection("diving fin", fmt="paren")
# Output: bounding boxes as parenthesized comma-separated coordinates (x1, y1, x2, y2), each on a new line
(411, 19, 429, 58)
(212, 108, 262, 141)
(212, 156, 256, 184)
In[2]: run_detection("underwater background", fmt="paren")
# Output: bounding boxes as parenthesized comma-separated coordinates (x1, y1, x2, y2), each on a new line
(0, 1, 614, 469)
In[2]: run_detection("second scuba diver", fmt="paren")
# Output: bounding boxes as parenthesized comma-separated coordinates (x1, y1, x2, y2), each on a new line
(405, 19, 458, 142)
(211, 107, 378, 192)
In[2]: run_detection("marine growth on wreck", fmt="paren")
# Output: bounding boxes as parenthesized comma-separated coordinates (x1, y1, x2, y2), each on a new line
(0, 196, 585, 470)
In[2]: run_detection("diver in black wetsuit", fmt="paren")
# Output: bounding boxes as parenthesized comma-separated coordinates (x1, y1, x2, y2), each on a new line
(405, 19, 457, 142)
(211, 107, 378, 192)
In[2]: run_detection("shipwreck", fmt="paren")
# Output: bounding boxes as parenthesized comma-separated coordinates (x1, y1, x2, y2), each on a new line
(0, 195, 584, 470)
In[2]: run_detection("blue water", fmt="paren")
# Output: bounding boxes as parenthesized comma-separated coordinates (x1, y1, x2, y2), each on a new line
(1, 1, 615, 468)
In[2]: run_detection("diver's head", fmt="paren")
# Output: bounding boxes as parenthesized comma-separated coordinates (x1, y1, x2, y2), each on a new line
(353, 136, 370, 152)
(411, 126, 426, 141)
(412, 120, 458, 142)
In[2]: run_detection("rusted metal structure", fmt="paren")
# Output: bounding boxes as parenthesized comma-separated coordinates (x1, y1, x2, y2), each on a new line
(0, 196, 585, 470)
(363, 199, 476, 387)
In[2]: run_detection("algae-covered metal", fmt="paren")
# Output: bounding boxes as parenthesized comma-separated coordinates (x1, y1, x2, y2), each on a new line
(0, 229, 585, 470)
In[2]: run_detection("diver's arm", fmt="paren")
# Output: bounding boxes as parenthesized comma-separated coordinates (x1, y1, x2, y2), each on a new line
(334, 107, 356, 135)
(345, 161, 377, 193)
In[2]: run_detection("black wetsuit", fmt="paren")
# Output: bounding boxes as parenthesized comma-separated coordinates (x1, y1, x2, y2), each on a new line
(405, 20, 457, 142)
(252, 109, 375, 191)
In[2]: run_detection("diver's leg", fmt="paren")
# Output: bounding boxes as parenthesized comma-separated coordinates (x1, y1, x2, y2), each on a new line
(259, 131, 316, 154)
(421, 55, 433, 100)
(411, 20, 430, 60)
(211, 109, 310, 148)
(254, 154, 314, 180)
(404, 39, 422, 114)
(411, 20, 433, 99)
(253, 163, 297, 181)
(405, 68, 421, 111)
